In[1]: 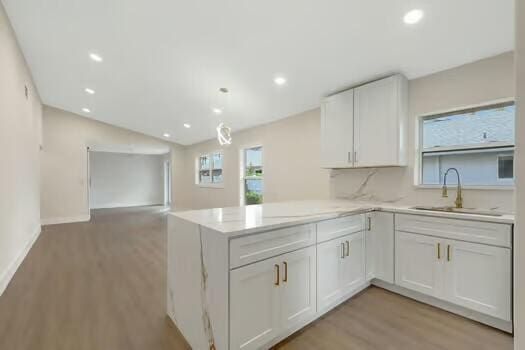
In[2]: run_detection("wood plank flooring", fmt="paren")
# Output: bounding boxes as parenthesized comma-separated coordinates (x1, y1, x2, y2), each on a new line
(0, 206, 513, 350)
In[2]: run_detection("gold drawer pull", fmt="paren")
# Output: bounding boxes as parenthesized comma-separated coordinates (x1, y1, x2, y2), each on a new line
(341, 242, 345, 259)
(274, 264, 280, 286)
(437, 243, 441, 260)
(447, 245, 451, 262)
(283, 262, 288, 282)
(345, 241, 350, 257)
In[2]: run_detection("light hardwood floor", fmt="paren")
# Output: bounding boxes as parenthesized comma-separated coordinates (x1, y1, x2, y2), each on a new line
(0, 206, 513, 350)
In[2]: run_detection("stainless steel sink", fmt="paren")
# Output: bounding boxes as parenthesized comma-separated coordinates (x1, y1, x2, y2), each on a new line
(410, 206, 503, 217)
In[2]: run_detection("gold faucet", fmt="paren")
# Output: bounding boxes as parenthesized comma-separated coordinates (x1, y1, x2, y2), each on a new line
(442, 168, 463, 208)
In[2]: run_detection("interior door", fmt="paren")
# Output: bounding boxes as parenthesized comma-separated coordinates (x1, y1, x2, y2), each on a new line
(444, 240, 511, 321)
(320, 89, 354, 168)
(395, 231, 443, 297)
(353, 76, 399, 167)
(280, 246, 317, 331)
(340, 231, 366, 296)
(317, 237, 345, 312)
(230, 255, 281, 350)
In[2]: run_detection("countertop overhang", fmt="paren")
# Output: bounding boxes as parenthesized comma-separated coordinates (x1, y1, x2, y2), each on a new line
(170, 200, 514, 237)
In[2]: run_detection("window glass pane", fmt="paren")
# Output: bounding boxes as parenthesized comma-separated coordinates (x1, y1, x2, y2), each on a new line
(421, 150, 514, 186)
(199, 170, 211, 184)
(199, 155, 210, 170)
(498, 155, 514, 179)
(422, 104, 515, 150)
(212, 169, 223, 183)
(245, 146, 263, 177)
(212, 153, 223, 170)
(245, 179, 263, 204)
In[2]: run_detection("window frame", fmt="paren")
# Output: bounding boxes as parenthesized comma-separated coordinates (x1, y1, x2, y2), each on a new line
(239, 144, 264, 206)
(416, 98, 515, 190)
(195, 150, 225, 188)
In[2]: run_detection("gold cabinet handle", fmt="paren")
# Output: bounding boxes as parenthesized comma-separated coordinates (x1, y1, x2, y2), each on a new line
(341, 242, 345, 259)
(437, 243, 441, 260)
(283, 262, 288, 282)
(367, 217, 372, 231)
(274, 264, 280, 286)
(447, 245, 451, 262)
(345, 241, 350, 257)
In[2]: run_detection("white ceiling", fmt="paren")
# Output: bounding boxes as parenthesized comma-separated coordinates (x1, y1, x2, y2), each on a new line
(2, 0, 514, 145)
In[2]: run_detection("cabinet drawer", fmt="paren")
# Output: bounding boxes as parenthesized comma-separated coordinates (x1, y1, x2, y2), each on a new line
(230, 224, 316, 269)
(395, 214, 512, 248)
(317, 214, 365, 243)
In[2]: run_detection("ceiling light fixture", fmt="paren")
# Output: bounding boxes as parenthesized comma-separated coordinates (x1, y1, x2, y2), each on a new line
(403, 9, 424, 24)
(85, 88, 95, 95)
(274, 76, 287, 86)
(163, 133, 171, 138)
(82, 107, 91, 113)
(212, 108, 223, 115)
(89, 53, 103, 62)
(217, 123, 232, 146)
(183, 123, 191, 128)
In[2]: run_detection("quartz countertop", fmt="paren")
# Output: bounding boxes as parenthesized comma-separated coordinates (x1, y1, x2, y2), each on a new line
(170, 200, 514, 237)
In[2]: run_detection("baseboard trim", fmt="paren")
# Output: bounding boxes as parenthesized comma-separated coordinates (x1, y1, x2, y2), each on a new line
(41, 214, 91, 226)
(372, 279, 513, 333)
(91, 203, 164, 209)
(0, 224, 41, 297)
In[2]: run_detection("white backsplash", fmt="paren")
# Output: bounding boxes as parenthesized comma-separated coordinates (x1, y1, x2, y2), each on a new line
(329, 167, 515, 213)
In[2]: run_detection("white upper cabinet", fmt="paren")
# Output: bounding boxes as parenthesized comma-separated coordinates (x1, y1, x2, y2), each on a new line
(320, 88, 354, 168)
(354, 75, 408, 167)
(321, 74, 408, 168)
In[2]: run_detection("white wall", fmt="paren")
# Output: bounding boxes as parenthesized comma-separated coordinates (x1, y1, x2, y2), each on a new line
(514, 0, 524, 348)
(41, 106, 185, 224)
(179, 109, 331, 210)
(0, 2, 42, 295)
(89, 152, 166, 209)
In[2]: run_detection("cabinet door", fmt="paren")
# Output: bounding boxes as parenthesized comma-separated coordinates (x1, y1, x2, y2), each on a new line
(444, 240, 511, 321)
(317, 236, 345, 312)
(230, 256, 281, 350)
(354, 75, 406, 167)
(366, 212, 394, 283)
(280, 246, 317, 331)
(340, 231, 366, 295)
(320, 89, 354, 168)
(395, 231, 443, 297)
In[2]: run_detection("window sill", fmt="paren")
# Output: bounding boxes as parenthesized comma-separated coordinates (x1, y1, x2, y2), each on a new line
(196, 183, 225, 189)
(415, 184, 515, 191)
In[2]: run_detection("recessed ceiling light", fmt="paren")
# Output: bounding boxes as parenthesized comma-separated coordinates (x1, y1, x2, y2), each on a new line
(89, 53, 103, 62)
(85, 88, 95, 95)
(184, 123, 191, 128)
(163, 133, 171, 138)
(403, 9, 424, 24)
(274, 76, 287, 86)
(82, 108, 91, 113)
(212, 108, 223, 115)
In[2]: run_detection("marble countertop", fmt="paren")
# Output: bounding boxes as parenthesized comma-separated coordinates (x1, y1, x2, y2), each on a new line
(170, 200, 514, 237)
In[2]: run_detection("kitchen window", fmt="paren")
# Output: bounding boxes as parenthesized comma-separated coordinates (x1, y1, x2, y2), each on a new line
(196, 152, 223, 187)
(241, 146, 263, 205)
(419, 101, 515, 187)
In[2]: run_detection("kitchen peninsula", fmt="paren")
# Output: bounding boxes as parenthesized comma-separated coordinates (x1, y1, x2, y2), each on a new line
(167, 200, 514, 350)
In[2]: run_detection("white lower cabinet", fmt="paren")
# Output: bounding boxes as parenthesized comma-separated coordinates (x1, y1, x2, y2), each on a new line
(317, 231, 365, 313)
(395, 230, 511, 321)
(365, 212, 394, 283)
(395, 231, 443, 297)
(230, 246, 316, 350)
(444, 240, 511, 321)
